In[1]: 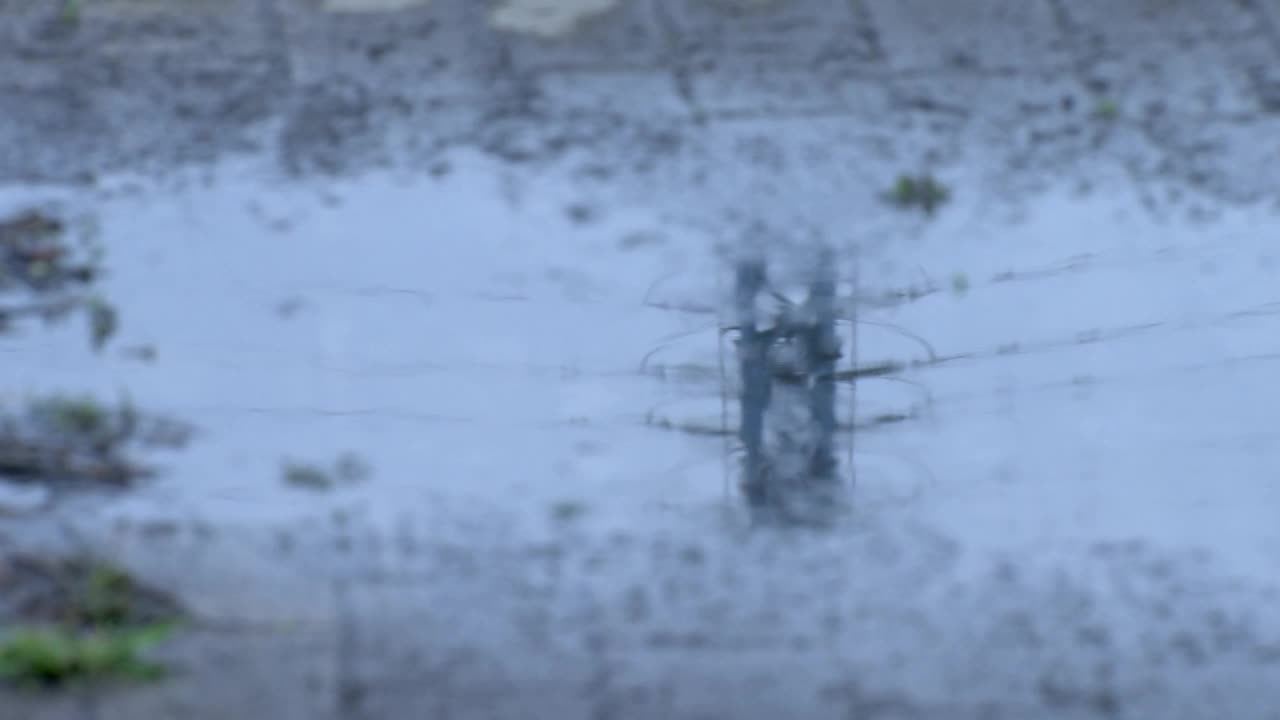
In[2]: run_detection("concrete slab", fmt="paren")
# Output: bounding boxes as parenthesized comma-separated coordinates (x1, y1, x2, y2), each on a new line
(659, 0, 872, 66)
(863, 0, 1070, 72)
(534, 69, 693, 115)
(498, 1, 668, 71)
(490, 0, 622, 40)
(1054, 0, 1259, 44)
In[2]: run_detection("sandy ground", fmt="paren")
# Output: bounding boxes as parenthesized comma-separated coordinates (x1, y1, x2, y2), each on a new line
(3, 1, 1280, 718)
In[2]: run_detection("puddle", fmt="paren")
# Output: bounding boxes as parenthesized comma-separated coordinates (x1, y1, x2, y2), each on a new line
(0, 153, 731, 534)
(846, 181, 1280, 578)
(2, 148, 1279, 572)
(3, 148, 1280, 715)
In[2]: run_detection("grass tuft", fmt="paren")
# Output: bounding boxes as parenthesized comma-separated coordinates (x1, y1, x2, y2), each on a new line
(0, 624, 173, 688)
(884, 174, 950, 215)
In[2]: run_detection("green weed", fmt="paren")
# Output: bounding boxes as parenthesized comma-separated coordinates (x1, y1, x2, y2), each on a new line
(0, 624, 173, 688)
(884, 174, 951, 215)
(1094, 98, 1120, 120)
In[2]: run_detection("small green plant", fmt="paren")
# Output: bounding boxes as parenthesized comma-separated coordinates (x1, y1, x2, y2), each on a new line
(0, 554, 181, 689)
(1094, 97, 1119, 120)
(79, 563, 136, 627)
(0, 624, 172, 688)
(884, 174, 951, 215)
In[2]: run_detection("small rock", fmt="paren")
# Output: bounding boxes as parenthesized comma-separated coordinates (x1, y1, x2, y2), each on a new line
(0, 481, 51, 515)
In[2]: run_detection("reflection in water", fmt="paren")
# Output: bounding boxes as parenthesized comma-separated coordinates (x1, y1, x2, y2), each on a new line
(2, 153, 1280, 717)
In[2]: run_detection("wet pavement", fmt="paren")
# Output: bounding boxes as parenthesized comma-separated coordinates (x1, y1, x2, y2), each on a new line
(2, 1, 1280, 718)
